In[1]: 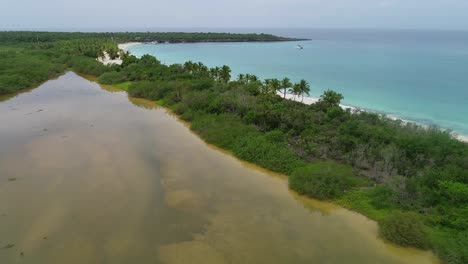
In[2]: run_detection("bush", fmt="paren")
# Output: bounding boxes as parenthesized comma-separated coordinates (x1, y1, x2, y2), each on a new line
(68, 56, 109, 76)
(429, 228, 468, 264)
(289, 161, 361, 199)
(369, 185, 395, 209)
(190, 113, 304, 174)
(128, 81, 172, 100)
(98, 71, 127, 84)
(0, 47, 65, 94)
(379, 211, 429, 249)
(233, 134, 304, 174)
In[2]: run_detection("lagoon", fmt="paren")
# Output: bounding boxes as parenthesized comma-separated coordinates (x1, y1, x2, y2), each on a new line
(0, 72, 438, 263)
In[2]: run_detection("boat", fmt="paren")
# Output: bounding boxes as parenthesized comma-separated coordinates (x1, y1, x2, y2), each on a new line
(297, 45, 304, 50)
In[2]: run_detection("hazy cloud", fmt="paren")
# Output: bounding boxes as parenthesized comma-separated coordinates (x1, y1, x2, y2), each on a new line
(0, 0, 467, 30)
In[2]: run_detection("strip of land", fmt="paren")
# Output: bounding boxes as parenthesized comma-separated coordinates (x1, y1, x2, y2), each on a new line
(0, 32, 467, 264)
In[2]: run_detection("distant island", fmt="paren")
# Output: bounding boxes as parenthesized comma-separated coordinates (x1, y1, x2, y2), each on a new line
(0, 31, 467, 264)
(0, 31, 308, 45)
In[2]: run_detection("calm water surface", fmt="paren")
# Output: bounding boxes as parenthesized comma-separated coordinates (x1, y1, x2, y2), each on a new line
(128, 29, 468, 137)
(0, 72, 438, 263)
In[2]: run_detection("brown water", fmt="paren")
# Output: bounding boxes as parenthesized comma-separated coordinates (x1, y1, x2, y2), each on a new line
(0, 72, 439, 264)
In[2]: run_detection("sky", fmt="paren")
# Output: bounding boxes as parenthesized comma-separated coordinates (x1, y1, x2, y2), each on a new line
(1, 0, 468, 31)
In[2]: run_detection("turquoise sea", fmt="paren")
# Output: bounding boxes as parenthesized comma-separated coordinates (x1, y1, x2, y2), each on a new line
(127, 29, 468, 138)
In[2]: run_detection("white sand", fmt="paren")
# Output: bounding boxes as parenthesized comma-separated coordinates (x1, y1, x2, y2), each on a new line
(455, 134, 468, 143)
(278, 92, 357, 111)
(97, 51, 122, 65)
(97, 42, 142, 65)
(118, 42, 142, 51)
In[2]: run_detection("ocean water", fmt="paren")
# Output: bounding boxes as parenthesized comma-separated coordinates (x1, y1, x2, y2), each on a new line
(127, 29, 468, 137)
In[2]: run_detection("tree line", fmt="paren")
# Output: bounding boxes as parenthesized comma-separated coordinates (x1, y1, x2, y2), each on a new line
(0, 34, 467, 264)
(100, 53, 468, 264)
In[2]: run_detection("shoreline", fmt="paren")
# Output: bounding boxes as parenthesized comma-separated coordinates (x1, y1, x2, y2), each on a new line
(103, 43, 468, 143)
(96, 42, 142, 65)
(279, 92, 468, 143)
(118, 42, 142, 51)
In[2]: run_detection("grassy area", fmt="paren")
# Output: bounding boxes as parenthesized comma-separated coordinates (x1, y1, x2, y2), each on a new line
(113, 81, 131, 91)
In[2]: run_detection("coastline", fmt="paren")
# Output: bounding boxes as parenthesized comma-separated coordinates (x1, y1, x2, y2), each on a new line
(2, 31, 464, 264)
(96, 42, 142, 65)
(103, 43, 468, 144)
(118, 42, 142, 51)
(279, 92, 468, 143)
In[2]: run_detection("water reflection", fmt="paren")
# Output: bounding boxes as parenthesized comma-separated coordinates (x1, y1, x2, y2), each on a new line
(0, 72, 438, 264)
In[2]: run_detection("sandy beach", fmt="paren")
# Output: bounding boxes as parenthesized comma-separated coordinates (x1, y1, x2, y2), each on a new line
(119, 42, 142, 51)
(97, 51, 122, 65)
(279, 92, 356, 111)
(97, 42, 142, 65)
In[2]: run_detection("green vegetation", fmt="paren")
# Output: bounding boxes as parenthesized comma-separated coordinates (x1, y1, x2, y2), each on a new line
(0, 37, 118, 94)
(0, 31, 467, 264)
(379, 211, 429, 248)
(0, 31, 300, 95)
(289, 161, 365, 199)
(0, 46, 66, 94)
(0, 31, 303, 45)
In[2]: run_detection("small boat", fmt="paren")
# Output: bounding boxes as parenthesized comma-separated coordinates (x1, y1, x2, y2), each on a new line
(297, 45, 304, 50)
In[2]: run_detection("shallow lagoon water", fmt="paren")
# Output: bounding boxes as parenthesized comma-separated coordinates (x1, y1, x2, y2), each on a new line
(0, 72, 438, 263)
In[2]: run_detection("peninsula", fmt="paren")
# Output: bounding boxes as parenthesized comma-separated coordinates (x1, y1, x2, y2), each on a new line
(0, 31, 466, 264)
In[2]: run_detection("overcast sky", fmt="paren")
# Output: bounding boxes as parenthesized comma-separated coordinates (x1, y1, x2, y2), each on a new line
(1, 0, 468, 30)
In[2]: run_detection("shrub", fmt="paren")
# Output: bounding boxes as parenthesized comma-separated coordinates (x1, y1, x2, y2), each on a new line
(289, 161, 360, 199)
(98, 71, 127, 84)
(429, 229, 468, 264)
(128, 81, 172, 100)
(233, 134, 304, 174)
(379, 211, 429, 249)
(68, 56, 109, 76)
(369, 185, 395, 209)
(191, 113, 304, 174)
(265, 130, 286, 143)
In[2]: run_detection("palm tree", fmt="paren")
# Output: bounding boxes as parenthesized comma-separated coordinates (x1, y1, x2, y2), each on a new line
(220, 65, 231, 83)
(262, 79, 271, 95)
(210, 67, 220, 81)
(184, 61, 194, 73)
(298, 79, 311, 102)
(244, 74, 251, 83)
(281, 77, 292, 99)
(237, 74, 245, 83)
(197, 63, 209, 76)
(262, 78, 280, 95)
(270, 78, 281, 95)
(289, 83, 301, 101)
(248, 74, 258, 83)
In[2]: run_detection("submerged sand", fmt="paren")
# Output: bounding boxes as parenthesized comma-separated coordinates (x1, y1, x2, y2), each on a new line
(0, 72, 439, 264)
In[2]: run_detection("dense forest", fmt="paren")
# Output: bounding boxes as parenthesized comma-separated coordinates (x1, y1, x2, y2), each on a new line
(0, 31, 303, 45)
(0, 32, 467, 264)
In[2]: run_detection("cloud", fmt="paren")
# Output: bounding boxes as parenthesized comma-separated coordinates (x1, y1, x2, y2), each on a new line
(1, 0, 468, 30)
